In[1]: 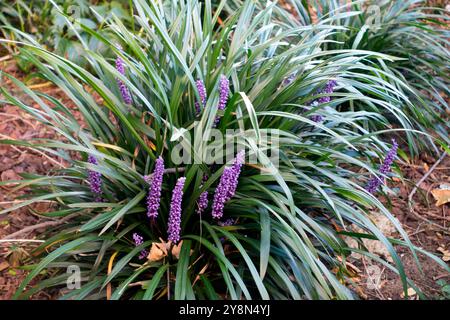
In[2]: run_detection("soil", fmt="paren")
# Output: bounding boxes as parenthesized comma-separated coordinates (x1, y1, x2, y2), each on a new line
(0, 59, 78, 299)
(352, 155, 450, 300)
(0, 58, 449, 300)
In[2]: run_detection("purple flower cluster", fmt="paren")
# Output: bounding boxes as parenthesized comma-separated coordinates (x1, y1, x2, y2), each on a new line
(218, 218, 236, 243)
(282, 73, 296, 86)
(309, 80, 337, 123)
(196, 175, 209, 215)
(146, 157, 165, 219)
(197, 191, 208, 215)
(194, 79, 207, 115)
(316, 80, 337, 104)
(218, 218, 235, 227)
(214, 75, 230, 125)
(167, 177, 186, 244)
(218, 75, 230, 111)
(133, 233, 148, 260)
(88, 155, 102, 202)
(115, 51, 132, 104)
(211, 151, 245, 219)
(365, 139, 398, 194)
(310, 115, 324, 123)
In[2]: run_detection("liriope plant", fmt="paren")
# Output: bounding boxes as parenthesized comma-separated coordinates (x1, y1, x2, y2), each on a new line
(0, 0, 448, 300)
(324, 0, 450, 152)
(238, 0, 450, 153)
(0, 0, 132, 69)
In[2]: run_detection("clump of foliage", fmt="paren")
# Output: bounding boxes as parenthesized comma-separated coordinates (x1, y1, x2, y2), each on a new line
(243, 0, 449, 153)
(0, 0, 131, 69)
(0, 0, 448, 300)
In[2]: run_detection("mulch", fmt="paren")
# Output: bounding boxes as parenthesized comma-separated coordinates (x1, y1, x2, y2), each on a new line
(0, 60, 78, 299)
(357, 155, 450, 299)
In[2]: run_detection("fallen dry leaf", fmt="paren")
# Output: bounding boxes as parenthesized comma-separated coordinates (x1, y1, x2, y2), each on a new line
(437, 247, 450, 262)
(147, 239, 192, 261)
(1, 169, 21, 182)
(193, 262, 209, 286)
(344, 211, 397, 263)
(170, 240, 183, 260)
(400, 287, 417, 298)
(0, 261, 9, 272)
(147, 241, 169, 262)
(431, 188, 450, 206)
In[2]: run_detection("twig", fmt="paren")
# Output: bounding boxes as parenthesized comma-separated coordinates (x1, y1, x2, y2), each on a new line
(407, 206, 450, 234)
(0, 112, 37, 128)
(128, 281, 146, 288)
(0, 55, 12, 62)
(0, 239, 44, 244)
(434, 274, 450, 281)
(27, 82, 53, 90)
(0, 200, 56, 205)
(406, 152, 449, 232)
(1, 212, 81, 240)
(408, 228, 426, 237)
(0, 133, 66, 168)
(397, 160, 450, 170)
(420, 210, 450, 222)
(408, 152, 447, 211)
(444, 205, 447, 230)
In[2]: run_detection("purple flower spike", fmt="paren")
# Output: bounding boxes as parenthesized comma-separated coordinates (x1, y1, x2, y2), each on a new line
(310, 115, 324, 123)
(133, 232, 148, 260)
(196, 174, 209, 215)
(218, 75, 230, 111)
(197, 191, 209, 215)
(211, 151, 245, 219)
(211, 167, 232, 219)
(88, 155, 102, 202)
(309, 80, 337, 123)
(365, 139, 398, 194)
(115, 52, 132, 104)
(316, 79, 337, 104)
(195, 79, 207, 115)
(194, 103, 201, 115)
(167, 177, 186, 244)
(115, 54, 125, 75)
(133, 233, 143, 246)
(282, 73, 296, 86)
(146, 157, 165, 219)
(214, 75, 230, 125)
(226, 150, 245, 201)
(218, 218, 235, 227)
